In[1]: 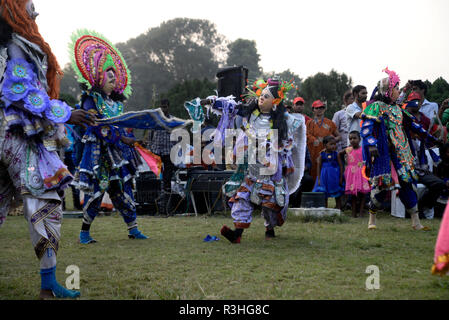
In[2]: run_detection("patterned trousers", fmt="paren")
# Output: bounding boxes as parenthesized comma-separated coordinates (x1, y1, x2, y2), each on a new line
(0, 124, 62, 269)
(82, 180, 138, 230)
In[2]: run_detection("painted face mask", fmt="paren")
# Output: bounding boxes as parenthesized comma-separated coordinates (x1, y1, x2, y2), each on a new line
(379, 67, 400, 99)
(69, 30, 132, 98)
(245, 77, 296, 108)
(26, 0, 39, 20)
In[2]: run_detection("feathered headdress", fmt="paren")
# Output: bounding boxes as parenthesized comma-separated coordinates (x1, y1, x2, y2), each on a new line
(381, 67, 400, 98)
(244, 76, 297, 106)
(69, 29, 132, 98)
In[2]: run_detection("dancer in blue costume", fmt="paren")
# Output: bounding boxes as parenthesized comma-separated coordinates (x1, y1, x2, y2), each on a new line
(0, 0, 96, 299)
(69, 30, 148, 243)
(362, 68, 436, 230)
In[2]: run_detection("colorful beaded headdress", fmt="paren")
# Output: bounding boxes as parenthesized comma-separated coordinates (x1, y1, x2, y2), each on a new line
(245, 77, 296, 106)
(381, 67, 400, 98)
(69, 29, 132, 98)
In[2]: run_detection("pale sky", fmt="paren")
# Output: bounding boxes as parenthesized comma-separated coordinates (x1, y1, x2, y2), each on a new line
(35, 0, 449, 92)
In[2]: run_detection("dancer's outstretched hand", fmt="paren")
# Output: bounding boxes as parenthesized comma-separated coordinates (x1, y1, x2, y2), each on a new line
(68, 109, 97, 128)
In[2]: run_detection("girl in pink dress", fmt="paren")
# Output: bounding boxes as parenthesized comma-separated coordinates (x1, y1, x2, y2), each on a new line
(340, 131, 371, 217)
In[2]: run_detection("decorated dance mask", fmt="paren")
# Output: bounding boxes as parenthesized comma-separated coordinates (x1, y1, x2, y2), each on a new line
(69, 30, 132, 98)
(26, 0, 39, 20)
(380, 67, 400, 99)
(245, 77, 296, 111)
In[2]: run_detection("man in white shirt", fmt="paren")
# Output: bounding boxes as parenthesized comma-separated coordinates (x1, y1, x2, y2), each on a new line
(411, 80, 439, 120)
(332, 90, 353, 152)
(345, 85, 367, 144)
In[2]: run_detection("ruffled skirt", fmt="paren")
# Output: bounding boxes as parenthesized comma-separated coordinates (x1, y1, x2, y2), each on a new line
(74, 132, 141, 196)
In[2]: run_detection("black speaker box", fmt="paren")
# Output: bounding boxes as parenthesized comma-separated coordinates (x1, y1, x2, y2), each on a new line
(187, 169, 234, 214)
(135, 171, 161, 206)
(216, 66, 249, 102)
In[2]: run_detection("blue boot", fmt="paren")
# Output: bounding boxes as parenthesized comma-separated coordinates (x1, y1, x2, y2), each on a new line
(79, 231, 97, 244)
(128, 228, 148, 239)
(40, 267, 80, 299)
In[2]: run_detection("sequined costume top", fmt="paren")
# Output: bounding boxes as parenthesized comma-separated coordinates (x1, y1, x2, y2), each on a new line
(72, 90, 141, 198)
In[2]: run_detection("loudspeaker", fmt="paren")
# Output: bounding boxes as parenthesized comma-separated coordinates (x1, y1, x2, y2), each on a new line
(187, 169, 234, 214)
(216, 66, 249, 102)
(135, 171, 161, 215)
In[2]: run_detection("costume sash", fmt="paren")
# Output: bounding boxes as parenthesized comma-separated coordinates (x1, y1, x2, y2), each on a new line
(96, 109, 192, 131)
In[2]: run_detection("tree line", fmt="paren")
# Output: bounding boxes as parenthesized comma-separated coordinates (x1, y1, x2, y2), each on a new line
(60, 18, 449, 121)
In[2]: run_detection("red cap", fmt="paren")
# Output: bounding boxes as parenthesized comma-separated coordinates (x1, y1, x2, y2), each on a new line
(407, 92, 421, 101)
(312, 100, 325, 108)
(293, 97, 305, 105)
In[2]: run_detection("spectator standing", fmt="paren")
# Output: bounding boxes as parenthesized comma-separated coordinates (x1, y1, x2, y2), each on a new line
(411, 80, 439, 120)
(333, 90, 354, 152)
(145, 99, 177, 215)
(307, 100, 341, 182)
(292, 97, 311, 123)
(406, 92, 431, 130)
(340, 131, 370, 217)
(346, 86, 368, 143)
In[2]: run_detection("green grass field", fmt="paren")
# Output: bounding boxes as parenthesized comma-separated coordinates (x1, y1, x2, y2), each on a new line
(0, 210, 448, 300)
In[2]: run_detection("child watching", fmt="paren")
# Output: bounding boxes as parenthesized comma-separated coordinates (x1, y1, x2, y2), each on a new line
(340, 131, 371, 217)
(313, 136, 344, 209)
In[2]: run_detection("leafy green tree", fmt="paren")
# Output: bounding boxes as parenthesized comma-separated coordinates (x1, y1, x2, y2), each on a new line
(425, 80, 433, 94)
(118, 18, 226, 111)
(160, 78, 217, 119)
(60, 18, 226, 112)
(427, 77, 449, 105)
(60, 64, 82, 104)
(226, 39, 262, 78)
(59, 92, 77, 107)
